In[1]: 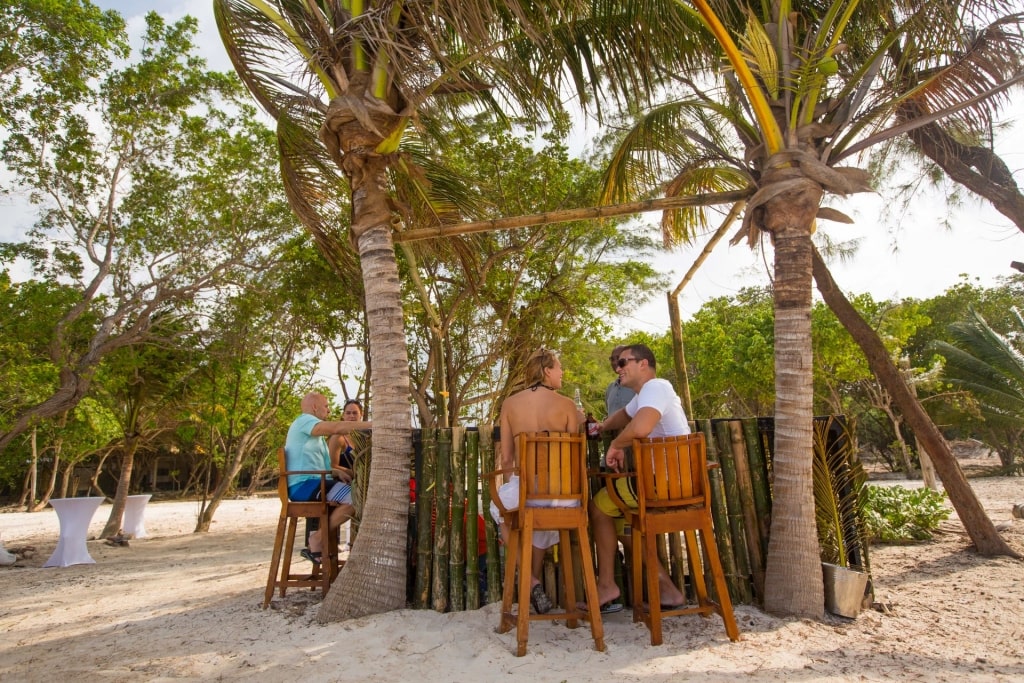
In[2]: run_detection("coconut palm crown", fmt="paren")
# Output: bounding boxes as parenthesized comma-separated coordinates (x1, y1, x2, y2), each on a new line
(213, 0, 706, 621)
(602, 0, 1024, 617)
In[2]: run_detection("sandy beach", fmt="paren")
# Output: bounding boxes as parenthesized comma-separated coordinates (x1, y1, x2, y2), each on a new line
(1, 476, 1022, 682)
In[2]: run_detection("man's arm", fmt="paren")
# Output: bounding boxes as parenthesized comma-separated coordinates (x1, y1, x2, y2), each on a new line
(311, 420, 371, 437)
(605, 407, 662, 471)
(600, 407, 630, 433)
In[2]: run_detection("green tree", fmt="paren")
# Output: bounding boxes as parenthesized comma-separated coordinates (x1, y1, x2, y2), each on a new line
(403, 114, 665, 427)
(0, 13, 297, 453)
(214, 0, 690, 620)
(0, 0, 127, 125)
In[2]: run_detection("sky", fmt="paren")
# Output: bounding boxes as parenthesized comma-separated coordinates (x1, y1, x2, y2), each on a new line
(20, 2, 1024, 343)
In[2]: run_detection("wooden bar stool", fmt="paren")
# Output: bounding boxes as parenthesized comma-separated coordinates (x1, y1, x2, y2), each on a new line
(263, 448, 340, 608)
(487, 431, 605, 656)
(604, 433, 740, 645)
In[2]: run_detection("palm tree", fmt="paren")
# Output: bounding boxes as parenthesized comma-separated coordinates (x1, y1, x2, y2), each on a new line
(213, 0, 694, 620)
(933, 307, 1024, 451)
(602, 0, 1024, 616)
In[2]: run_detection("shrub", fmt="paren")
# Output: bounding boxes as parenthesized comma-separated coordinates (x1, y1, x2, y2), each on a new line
(863, 485, 952, 543)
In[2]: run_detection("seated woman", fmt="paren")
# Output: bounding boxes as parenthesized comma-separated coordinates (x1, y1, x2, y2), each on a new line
(489, 347, 579, 614)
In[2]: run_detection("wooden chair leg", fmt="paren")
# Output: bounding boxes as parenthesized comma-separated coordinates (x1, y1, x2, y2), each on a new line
(559, 529, 578, 629)
(683, 529, 709, 606)
(576, 524, 606, 652)
(264, 516, 287, 608)
(631, 528, 644, 624)
(515, 520, 533, 657)
(498, 528, 520, 634)
(701, 521, 740, 641)
(645, 527, 664, 646)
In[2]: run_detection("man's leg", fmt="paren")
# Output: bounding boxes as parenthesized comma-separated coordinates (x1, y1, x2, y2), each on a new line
(588, 499, 621, 606)
(618, 528, 687, 606)
(309, 503, 353, 555)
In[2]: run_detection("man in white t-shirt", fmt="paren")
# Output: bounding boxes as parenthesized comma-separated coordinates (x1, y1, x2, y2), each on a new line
(587, 344, 689, 612)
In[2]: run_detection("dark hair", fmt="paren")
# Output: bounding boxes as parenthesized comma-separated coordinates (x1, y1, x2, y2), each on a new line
(344, 399, 362, 408)
(624, 343, 656, 369)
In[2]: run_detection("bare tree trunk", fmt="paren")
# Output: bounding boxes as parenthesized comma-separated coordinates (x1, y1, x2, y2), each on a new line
(812, 246, 1018, 557)
(101, 437, 140, 538)
(26, 428, 38, 512)
(762, 181, 825, 619)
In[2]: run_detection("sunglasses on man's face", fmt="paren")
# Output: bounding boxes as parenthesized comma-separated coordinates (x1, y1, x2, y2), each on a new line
(616, 357, 640, 369)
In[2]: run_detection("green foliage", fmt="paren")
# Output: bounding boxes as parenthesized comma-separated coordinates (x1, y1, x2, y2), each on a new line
(812, 417, 868, 567)
(863, 485, 952, 543)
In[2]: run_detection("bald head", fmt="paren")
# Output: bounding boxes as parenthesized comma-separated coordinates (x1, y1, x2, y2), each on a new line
(301, 392, 329, 419)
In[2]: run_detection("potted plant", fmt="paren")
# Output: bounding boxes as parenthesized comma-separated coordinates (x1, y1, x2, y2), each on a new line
(813, 416, 871, 618)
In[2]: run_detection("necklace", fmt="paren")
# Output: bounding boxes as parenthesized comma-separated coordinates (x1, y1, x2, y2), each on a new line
(529, 382, 556, 392)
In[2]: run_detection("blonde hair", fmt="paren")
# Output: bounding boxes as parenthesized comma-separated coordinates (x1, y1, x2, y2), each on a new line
(524, 347, 559, 386)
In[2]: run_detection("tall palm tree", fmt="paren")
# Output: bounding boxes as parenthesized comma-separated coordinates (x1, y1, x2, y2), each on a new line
(603, 0, 1024, 616)
(213, 0, 696, 620)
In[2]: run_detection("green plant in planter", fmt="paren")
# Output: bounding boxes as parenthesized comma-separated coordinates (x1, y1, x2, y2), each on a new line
(863, 485, 951, 543)
(812, 416, 869, 570)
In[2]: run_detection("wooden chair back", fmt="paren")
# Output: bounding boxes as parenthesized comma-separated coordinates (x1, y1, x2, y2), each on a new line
(490, 431, 605, 656)
(516, 430, 588, 511)
(627, 432, 740, 645)
(262, 448, 337, 608)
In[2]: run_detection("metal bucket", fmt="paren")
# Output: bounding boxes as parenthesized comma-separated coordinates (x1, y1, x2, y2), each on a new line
(822, 562, 868, 618)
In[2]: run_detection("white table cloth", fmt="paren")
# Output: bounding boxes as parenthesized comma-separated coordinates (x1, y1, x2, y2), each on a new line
(43, 497, 104, 567)
(123, 494, 152, 538)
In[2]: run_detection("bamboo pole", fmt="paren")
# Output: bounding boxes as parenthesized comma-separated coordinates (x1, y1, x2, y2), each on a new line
(698, 420, 738, 604)
(713, 419, 752, 604)
(431, 428, 452, 612)
(728, 420, 765, 603)
(482, 426, 501, 605)
(449, 426, 466, 611)
(741, 418, 772, 566)
(465, 427, 481, 610)
(414, 429, 437, 609)
(395, 190, 751, 242)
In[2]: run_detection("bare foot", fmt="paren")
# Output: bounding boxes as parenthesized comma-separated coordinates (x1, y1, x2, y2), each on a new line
(577, 583, 620, 610)
(658, 578, 686, 607)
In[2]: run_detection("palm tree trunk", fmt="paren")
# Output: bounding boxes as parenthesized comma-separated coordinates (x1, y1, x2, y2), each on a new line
(762, 182, 825, 618)
(812, 247, 1019, 558)
(319, 153, 413, 622)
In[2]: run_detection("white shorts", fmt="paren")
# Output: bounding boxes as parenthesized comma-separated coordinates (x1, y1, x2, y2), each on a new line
(488, 475, 578, 550)
(326, 481, 353, 505)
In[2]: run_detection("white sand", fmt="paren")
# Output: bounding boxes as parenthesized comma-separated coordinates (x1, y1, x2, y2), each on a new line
(1, 478, 1022, 682)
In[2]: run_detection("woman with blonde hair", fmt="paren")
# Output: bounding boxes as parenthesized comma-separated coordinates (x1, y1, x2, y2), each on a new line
(490, 347, 580, 614)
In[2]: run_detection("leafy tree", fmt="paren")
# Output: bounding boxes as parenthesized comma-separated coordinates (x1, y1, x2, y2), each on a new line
(214, 0, 692, 620)
(683, 288, 775, 419)
(0, 0, 127, 125)
(0, 13, 297, 453)
(403, 114, 665, 427)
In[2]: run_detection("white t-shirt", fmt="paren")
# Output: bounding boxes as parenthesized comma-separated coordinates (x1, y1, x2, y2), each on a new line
(625, 378, 690, 437)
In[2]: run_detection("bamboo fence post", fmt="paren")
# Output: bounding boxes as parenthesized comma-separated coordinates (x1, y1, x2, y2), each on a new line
(482, 426, 501, 604)
(449, 426, 466, 611)
(414, 429, 437, 609)
(713, 420, 752, 604)
(741, 418, 772, 567)
(465, 427, 481, 610)
(729, 420, 765, 602)
(431, 428, 452, 612)
(698, 420, 739, 604)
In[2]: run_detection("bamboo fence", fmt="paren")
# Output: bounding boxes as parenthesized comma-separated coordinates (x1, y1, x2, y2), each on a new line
(362, 416, 863, 612)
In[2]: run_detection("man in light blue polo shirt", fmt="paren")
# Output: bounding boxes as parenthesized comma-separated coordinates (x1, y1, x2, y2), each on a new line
(285, 392, 370, 563)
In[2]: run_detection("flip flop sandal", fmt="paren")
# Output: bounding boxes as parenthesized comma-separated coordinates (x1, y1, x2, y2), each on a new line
(530, 584, 554, 614)
(600, 601, 624, 614)
(300, 548, 322, 564)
